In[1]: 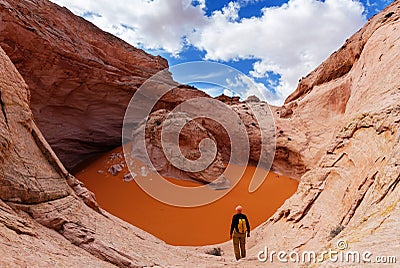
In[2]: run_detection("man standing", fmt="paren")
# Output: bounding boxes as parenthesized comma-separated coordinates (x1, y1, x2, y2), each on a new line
(230, 205, 251, 260)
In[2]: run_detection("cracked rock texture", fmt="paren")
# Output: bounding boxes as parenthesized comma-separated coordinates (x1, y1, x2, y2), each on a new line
(131, 101, 275, 186)
(224, 2, 400, 266)
(132, 109, 228, 184)
(1, 0, 400, 267)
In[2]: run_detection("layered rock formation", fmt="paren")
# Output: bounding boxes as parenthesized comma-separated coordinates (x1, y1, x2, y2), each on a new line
(1, 0, 400, 267)
(0, 0, 273, 184)
(272, 2, 400, 179)
(130, 98, 275, 187)
(0, 45, 227, 267)
(0, 0, 206, 170)
(135, 109, 227, 184)
(231, 2, 400, 266)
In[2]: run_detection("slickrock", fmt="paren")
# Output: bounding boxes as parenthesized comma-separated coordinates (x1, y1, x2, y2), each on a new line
(1, 0, 400, 266)
(0, 46, 225, 267)
(224, 2, 400, 266)
(133, 109, 227, 184)
(130, 98, 276, 186)
(0, 0, 207, 170)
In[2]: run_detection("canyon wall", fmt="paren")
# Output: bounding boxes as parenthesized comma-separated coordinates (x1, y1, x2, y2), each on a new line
(0, 44, 225, 267)
(236, 2, 400, 266)
(0, 0, 399, 267)
(0, 0, 207, 170)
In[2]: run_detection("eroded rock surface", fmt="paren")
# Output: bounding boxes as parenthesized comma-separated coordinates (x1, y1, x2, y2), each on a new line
(0, 0, 208, 170)
(221, 2, 400, 266)
(134, 109, 227, 184)
(1, 0, 400, 267)
(0, 45, 226, 267)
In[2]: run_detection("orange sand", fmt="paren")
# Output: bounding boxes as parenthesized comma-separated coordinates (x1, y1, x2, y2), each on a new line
(75, 146, 298, 246)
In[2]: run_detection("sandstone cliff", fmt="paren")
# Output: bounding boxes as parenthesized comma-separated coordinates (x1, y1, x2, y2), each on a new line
(0, 0, 399, 267)
(0, 45, 228, 267)
(233, 2, 400, 266)
(0, 0, 207, 170)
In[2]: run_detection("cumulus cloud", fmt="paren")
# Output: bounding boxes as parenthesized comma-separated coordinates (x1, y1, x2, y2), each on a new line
(50, 0, 367, 104)
(192, 0, 366, 100)
(51, 0, 207, 55)
(225, 74, 282, 105)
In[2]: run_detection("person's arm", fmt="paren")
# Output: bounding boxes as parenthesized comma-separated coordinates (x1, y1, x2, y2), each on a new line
(245, 215, 251, 237)
(230, 215, 235, 238)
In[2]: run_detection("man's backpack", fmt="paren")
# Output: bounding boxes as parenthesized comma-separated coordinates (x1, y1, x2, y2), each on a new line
(238, 218, 247, 233)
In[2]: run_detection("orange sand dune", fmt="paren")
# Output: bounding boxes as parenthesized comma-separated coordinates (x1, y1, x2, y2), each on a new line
(75, 146, 298, 246)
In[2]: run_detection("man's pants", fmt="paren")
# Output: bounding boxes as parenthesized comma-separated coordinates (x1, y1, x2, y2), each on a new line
(232, 231, 246, 260)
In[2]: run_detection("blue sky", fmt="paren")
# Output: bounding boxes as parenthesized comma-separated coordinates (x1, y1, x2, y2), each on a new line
(50, 0, 393, 105)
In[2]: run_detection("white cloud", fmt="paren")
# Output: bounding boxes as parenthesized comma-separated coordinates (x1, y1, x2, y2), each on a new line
(191, 0, 366, 101)
(225, 74, 283, 105)
(50, 0, 207, 56)
(223, 88, 235, 97)
(50, 0, 367, 104)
